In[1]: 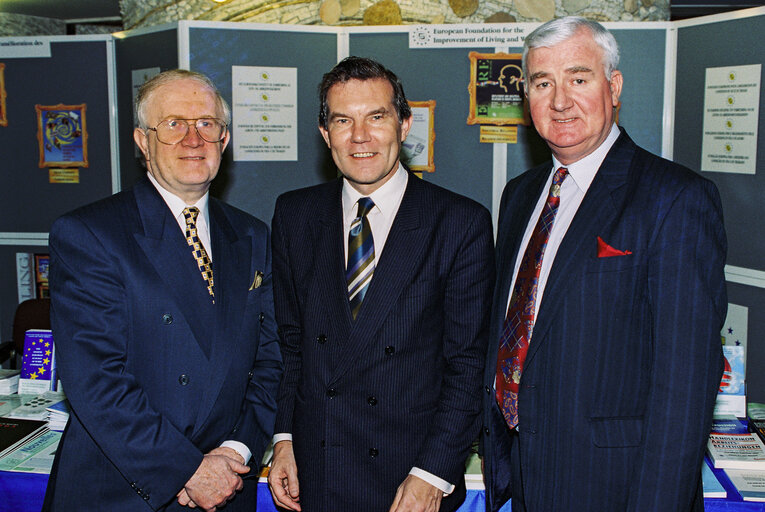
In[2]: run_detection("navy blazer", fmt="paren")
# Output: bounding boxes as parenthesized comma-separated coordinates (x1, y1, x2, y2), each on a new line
(482, 130, 727, 512)
(43, 178, 282, 512)
(272, 171, 495, 512)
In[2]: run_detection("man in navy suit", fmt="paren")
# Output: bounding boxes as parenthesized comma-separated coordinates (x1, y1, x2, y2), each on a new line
(267, 57, 494, 512)
(482, 17, 727, 512)
(43, 70, 282, 512)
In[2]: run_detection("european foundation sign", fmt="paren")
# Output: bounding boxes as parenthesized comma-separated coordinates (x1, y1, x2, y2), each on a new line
(409, 24, 537, 49)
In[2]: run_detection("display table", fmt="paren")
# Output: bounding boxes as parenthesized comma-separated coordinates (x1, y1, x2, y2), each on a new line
(0, 470, 762, 512)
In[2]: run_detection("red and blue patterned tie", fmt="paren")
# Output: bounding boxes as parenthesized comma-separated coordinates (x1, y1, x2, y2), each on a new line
(346, 197, 375, 320)
(496, 167, 568, 428)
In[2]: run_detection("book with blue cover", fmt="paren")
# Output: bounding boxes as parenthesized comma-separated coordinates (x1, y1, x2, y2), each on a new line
(724, 468, 765, 501)
(703, 458, 727, 498)
(18, 330, 56, 395)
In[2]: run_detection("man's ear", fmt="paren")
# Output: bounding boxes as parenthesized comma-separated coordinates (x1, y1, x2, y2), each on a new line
(399, 114, 413, 142)
(609, 70, 623, 107)
(318, 124, 331, 148)
(134, 128, 150, 161)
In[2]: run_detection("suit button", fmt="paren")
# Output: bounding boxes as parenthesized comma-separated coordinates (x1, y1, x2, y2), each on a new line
(484, 427, 490, 436)
(369, 448, 379, 458)
(384, 346, 395, 355)
(248, 370, 254, 379)
(367, 396, 377, 406)
(317, 334, 327, 344)
(485, 385, 491, 394)
(259, 313, 265, 323)
(179, 374, 190, 386)
(143, 494, 150, 501)
(326, 388, 336, 398)
(162, 314, 173, 325)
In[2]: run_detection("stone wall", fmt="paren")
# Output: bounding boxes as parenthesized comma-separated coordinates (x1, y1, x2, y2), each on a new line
(0, 13, 65, 36)
(119, 0, 669, 30)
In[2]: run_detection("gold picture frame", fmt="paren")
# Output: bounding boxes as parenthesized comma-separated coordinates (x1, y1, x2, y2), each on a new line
(467, 52, 528, 126)
(402, 100, 436, 173)
(36, 103, 88, 168)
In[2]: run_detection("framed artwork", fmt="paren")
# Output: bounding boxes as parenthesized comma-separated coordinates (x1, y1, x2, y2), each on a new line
(467, 52, 528, 126)
(0, 63, 6, 127)
(35, 103, 88, 168)
(402, 100, 436, 173)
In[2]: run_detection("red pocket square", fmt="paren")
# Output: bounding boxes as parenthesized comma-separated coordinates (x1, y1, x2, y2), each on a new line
(597, 236, 632, 258)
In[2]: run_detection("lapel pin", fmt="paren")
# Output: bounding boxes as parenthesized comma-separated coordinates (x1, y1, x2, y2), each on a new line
(249, 271, 264, 290)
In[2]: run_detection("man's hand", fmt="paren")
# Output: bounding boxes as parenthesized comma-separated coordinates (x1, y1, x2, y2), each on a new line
(388, 474, 443, 512)
(267, 440, 301, 511)
(177, 449, 250, 511)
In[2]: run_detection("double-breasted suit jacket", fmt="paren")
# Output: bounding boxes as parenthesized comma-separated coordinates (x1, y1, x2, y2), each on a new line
(482, 130, 727, 512)
(44, 178, 282, 511)
(272, 171, 495, 511)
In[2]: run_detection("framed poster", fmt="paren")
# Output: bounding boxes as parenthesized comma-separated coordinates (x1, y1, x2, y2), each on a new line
(468, 52, 528, 126)
(35, 103, 88, 168)
(0, 63, 6, 127)
(402, 100, 436, 173)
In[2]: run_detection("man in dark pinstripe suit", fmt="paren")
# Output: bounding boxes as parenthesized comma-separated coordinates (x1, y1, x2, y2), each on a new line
(483, 17, 726, 512)
(267, 57, 495, 512)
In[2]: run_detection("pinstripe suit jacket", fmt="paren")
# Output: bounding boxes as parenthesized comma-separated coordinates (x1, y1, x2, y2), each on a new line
(482, 130, 727, 512)
(272, 171, 495, 512)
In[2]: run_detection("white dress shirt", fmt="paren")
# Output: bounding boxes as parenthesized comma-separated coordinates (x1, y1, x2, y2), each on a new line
(504, 123, 621, 323)
(274, 164, 455, 494)
(147, 172, 252, 465)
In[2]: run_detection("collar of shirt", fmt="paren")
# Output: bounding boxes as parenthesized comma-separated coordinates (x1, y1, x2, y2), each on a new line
(551, 123, 621, 195)
(341, 163, 408, 259)
(146, 172, 213, 261)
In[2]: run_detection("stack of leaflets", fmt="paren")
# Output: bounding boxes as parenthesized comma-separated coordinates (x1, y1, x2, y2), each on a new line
(0, 369, 20, 394)
(5, 392, 65, 422)
(46, 399, 70, 431)
(0, 418, 48, 459)
(0, 428, 61, 474)
(0, 394, 24, 417)
(707, 432, 765, 470)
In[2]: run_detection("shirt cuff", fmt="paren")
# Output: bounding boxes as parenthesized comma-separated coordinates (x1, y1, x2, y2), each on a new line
(409, 467, 455, 495)
(272, 433, 293, 444)
(220, 440, 251, 465)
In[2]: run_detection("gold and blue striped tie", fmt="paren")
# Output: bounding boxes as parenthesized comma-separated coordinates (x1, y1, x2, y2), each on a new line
(183, 207, 215, 303)
(346, 197, 375, 319)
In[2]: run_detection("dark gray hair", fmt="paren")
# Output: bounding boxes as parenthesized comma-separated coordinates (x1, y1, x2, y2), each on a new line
(522, 17, 620, 87)
(318, 56, 411, 130)
(135, 69, 231, 128)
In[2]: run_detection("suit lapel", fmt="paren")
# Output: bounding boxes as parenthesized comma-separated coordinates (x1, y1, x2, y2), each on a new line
(491, 166, 550, 350)
(315, 181, 355, 351)
(525, 131, 636, 366)
(193, 199, 252, 433)
(132, 179, 215, 356)
(330, 174, 426, 385)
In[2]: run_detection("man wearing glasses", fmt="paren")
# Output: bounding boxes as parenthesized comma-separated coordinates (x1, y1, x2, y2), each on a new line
(43, 69, 282, 512)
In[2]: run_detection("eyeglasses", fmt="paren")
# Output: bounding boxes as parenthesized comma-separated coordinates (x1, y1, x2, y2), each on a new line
(147, 118, 228, 145)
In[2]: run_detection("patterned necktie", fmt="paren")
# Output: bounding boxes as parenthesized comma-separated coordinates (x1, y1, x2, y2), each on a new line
(346, 197, 375, 320)
(496, 167, 568, 429)
(182, 207, 215, 303)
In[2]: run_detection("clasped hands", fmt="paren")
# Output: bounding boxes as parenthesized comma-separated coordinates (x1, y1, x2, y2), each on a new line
(268, 441, 442, 512)
(177, 446, 250, 511)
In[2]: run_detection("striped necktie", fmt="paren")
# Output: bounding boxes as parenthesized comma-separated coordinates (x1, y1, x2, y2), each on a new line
(346, 197, 375, 320)
(182, 207, 215, 303)
(496, 167, 568, 429)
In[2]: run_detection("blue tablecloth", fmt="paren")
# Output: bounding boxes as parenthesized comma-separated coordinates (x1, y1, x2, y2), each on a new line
(0, 471, 759, 512)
